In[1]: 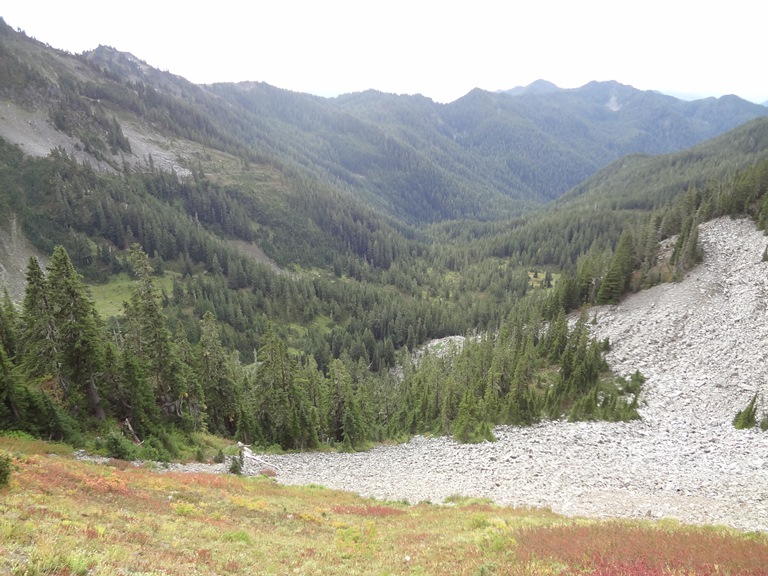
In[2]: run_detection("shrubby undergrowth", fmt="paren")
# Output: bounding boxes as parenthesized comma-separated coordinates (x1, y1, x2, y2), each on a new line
(0, 450, 11, 487)
(733, 393, 768, 431)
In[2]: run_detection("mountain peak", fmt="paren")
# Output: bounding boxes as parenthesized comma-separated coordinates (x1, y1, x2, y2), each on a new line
(502, 79, 561, 96)
(82, 45, 157, 84)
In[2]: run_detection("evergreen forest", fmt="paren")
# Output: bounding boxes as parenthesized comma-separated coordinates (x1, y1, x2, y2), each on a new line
(2, 18, 768, 455)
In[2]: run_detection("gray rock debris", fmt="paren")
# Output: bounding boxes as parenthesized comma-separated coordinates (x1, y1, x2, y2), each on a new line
(251, 217, 768, 532)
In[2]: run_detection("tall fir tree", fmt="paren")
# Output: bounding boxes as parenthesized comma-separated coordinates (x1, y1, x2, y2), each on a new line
(197, 311, 239, 436)
(0, 341, 22, 429)
(18, 257, 57, 381)
(327, 358, 366, 449)
(0, 288, 18, 359)
(46, 246, 106, 420)
(123, 245, 187, 421)
(18, 250, 106, 420)
(596, 230, 635, 305)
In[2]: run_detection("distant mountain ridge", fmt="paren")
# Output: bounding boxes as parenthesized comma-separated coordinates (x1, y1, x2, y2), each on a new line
(501, 79, 561, 96)
(434, 80, 767, 202)
(504, 79, 768, 108)
(561, 115, 768, 208)
(2, 16, 766, 227)
(223, 76, 767, 215)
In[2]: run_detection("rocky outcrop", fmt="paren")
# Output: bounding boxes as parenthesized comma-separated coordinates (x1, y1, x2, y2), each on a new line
(0, 213, 45, 300)
(254, 217, 768, 532)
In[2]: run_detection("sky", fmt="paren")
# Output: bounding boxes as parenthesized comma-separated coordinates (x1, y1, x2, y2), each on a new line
(2, 1, 766, 104)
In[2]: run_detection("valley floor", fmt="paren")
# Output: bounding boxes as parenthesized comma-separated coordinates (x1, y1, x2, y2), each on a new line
(246, 217, 768, 532)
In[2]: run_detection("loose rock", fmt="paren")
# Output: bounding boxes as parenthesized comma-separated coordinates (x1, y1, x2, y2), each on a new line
(183, 218, 768, 532)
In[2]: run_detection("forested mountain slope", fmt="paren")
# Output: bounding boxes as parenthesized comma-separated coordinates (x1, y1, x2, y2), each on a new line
(436, 81, 767, 202)
(3, 16, 768, 453)
(447, 117, 768, 272)
(562, 116, 768, 209)
(2, 17, 767, 228)
(2, 16, 767, 344)
(215, 79, 768, 220)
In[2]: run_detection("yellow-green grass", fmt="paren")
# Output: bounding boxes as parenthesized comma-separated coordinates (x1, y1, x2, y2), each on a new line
(1, 437, 767, 575)
(88, 273, 175, 319)
(527, 270, 560, 290)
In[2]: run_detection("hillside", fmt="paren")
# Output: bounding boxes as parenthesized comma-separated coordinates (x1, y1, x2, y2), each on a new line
(4, 437, 768, 575)
(0, 214, 42, 300)
(2, 18, 767, 227)
(437, 81, 768, 203)
(1, 15, 766, 302)
(561, 116, 768, 209)
(1, 16, 767, 283)
(251, 218, 768, 532)
(432, 117, 768, 275)
(3, 14, 768, 471)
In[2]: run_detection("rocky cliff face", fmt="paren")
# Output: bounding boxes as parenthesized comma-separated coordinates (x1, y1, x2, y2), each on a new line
(256, 217, 768, 531)
(0, 213, 44, 300)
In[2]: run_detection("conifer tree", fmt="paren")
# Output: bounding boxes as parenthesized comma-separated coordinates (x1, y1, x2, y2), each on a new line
(0, 341, 22, 429)
(19, 250, 106, 420)
(46, 246, 106, 420)
(290, 364, 321, 450)
(18, 257, 57, 381)
(439, 374, 458, 435)
(0, 288, 18, 359)
(174, 329, 206, 432)
(124, 245, 187, 421)
(198, 311, 239, 436)
(508, 335, 536, 424)
(327, 358, 365, 449)
(119, 346, 159, 436)
(453, 388, 492, 443)
(542, 307, 568, 363)
(452, 389, 474, 443)
(596, 230, 635, 305)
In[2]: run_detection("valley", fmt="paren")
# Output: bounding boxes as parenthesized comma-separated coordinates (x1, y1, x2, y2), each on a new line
(3, 14, 768, 574)
(166, 218, 768, 532)
(2, 13, 768, 521)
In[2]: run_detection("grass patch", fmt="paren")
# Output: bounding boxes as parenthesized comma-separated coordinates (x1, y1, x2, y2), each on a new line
(2, 437, 767, 575)
(0, 431, 74, 457)
(88, 272, 175, 318)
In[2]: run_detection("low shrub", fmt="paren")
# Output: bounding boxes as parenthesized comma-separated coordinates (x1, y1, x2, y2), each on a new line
(105, 432, 137, 461)
(0, 451, 12, 487)
(156, 429, 181, 459)
(0, 430, 36, 441)
(140, 435, 173, 463)
(625, 370, 646, 395)
(734, 394, 758, 429)
(228, 451, 244, 475)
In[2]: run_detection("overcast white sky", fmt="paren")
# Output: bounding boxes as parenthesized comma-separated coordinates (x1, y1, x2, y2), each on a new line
(3, 1, 766, 104)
